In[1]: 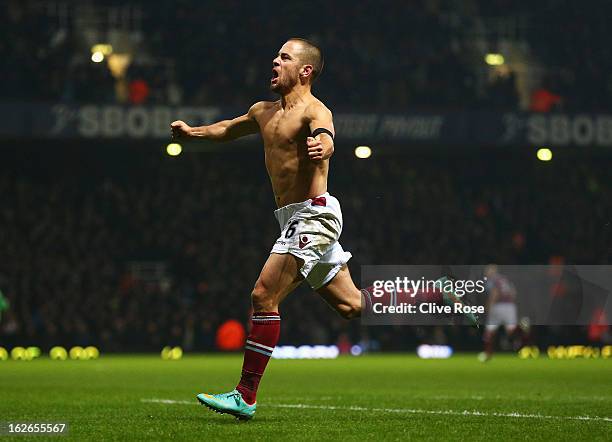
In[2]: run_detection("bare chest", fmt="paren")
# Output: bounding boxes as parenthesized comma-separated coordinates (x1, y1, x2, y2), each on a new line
(259, 108, 309, 149)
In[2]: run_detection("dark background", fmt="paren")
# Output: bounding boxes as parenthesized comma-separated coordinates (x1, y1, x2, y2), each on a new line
(1, 0, 611, 352)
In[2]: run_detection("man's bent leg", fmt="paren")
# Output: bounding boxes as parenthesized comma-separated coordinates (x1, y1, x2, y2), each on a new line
(236, 253, 304, 405)
(316, 264, 362, 320)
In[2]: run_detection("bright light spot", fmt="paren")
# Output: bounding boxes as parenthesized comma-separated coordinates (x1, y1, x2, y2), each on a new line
(485, 53, 505, 66)
(272, 345, 339, 359)
(91, 51, 104, 63)
(91, 43, 113, 56)
(537, 148, 552, 161)
(417, 344, 453, 359)
(166, 143, 182, 156)
(354, 145, 372, 159)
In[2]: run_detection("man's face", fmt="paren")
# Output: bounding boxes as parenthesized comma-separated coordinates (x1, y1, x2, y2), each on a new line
(270, 41, 302, 94)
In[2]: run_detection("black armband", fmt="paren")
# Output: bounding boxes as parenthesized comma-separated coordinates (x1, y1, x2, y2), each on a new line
(311, 128, 334, 140)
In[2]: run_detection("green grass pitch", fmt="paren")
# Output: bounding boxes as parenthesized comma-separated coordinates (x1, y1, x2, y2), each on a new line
(0, 354, 610, 441)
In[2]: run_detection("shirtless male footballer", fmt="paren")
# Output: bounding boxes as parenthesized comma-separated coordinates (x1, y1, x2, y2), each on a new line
(170, 38, 364, 420)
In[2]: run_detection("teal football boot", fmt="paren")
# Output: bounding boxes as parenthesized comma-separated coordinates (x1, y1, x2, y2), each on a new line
(437, 276, 481, 328)
(196, 390, 256, 420)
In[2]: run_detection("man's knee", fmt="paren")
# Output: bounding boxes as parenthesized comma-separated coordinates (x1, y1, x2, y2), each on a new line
(251, 279, 277, 311)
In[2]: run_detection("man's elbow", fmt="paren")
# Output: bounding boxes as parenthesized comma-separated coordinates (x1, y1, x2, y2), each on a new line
(210, 126, 230, 142)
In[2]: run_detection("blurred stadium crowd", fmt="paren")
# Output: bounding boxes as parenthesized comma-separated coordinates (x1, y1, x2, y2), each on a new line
(1, 0, 611, 352)
(1, 148, 610, 351)
(2, 0, 611, 110)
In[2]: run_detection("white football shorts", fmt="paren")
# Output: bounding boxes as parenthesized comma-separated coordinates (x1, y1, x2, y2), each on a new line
(486, 302, 518, 331)
(270, 192, 352, 290)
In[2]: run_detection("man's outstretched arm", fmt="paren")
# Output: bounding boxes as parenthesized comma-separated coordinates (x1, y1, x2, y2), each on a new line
(171, 102, 262, 142)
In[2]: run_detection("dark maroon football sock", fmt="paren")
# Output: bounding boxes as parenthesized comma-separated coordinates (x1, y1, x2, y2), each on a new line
(236, 312, 280, 405)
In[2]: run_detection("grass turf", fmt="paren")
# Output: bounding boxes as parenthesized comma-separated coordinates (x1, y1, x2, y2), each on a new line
(0, 354, 610, 441)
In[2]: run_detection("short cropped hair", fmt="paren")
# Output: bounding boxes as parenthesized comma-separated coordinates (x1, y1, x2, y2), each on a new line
(288, 37, 324, 82)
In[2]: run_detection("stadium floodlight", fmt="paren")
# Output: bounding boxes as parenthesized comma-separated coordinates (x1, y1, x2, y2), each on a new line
(91, 44, 113, 56)
(537, 148, 553, 161)
(485, 53, 505, 66)
(91, 51, 104, 63)
(354, 145, 372, 159)
(166, 143, 182, 156)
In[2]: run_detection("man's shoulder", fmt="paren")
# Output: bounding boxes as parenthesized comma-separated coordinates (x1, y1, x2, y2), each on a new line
(248, 100, 278, 117)
(304, 97, 332, 120)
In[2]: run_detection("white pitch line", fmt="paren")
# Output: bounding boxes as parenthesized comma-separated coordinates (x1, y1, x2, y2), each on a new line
(140, 398, 612, 423)
(427, 394, 612, 402)
(143, 399, 193, 405)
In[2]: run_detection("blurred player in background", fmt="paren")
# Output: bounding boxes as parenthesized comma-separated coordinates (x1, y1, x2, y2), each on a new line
(171, 38, 363, 420)
(479, 265, 518, 361)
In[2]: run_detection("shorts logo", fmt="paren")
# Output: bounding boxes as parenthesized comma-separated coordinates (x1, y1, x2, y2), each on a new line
(311, 196, 326, 207)
(299, 235, 311, 249)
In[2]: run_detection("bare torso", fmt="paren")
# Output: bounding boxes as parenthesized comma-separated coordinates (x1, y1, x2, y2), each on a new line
(253, 99, 330, 207)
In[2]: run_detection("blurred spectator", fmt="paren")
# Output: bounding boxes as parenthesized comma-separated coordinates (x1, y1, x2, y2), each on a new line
(129, 78, 150, 105)
(530, 87, 562, 113)
(530, 75, 563, 112)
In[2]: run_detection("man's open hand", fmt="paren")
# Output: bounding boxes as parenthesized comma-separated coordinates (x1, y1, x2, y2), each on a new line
(170, 120, 192, 139)
(307, 135, 332, 161)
